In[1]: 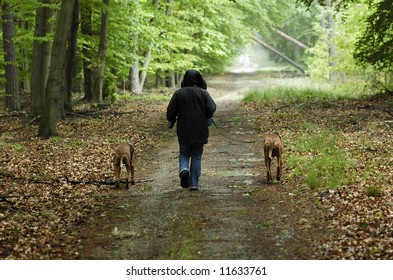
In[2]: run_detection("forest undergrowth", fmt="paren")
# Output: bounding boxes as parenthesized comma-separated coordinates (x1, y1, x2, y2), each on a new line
(1, 75, 393, 259)
(0, 91, 171, 259)
(245, 87, 393, 259)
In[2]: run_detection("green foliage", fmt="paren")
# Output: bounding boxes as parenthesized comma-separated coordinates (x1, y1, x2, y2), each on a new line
(264, 0, 319, 65)
(3, 0, 392, 104)
(305, 22, 330, 80)
(354, 0, 393, 71)
(287, 126, 352, 190)
(243, 81, 367, 103)
(366, 185, 382, 197)
(305, 1, 372, 81)
(168, 0, 248, 74)
(333, 1, 372, 75)
(103, 70, 118, 102)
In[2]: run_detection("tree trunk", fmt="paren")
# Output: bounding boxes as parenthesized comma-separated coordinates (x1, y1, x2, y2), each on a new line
(164, 0, 173, 88)
(251, 36, 305, 74)
(326, 0, 336, 81)
(30, 0, 54, 119)
(138, 45, 152, 92)
(64, 0, 79, 112)
(165, 71, 175, 87)
(92, 0, 109, 104)
(130, 33, 140, 93)
(81, 2, 93, 101)
(155, 71, 164, 88)
(2, 2, 20, 111)
(38, 0, 75, 138)
(130, 54, 140, 93)
(19, 20, 31, 92)
(129, 0, 157, 94)
(272, 28, 309, 50)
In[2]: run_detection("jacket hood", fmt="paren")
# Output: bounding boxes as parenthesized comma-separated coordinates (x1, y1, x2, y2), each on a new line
(181, 69, 207, 89)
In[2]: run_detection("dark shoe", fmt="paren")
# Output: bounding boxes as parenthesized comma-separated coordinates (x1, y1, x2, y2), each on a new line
(189, 186, 198, 191)
(179, 170, 190, 188)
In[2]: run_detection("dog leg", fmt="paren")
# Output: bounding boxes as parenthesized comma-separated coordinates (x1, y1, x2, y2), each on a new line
(264, 133, 283, 184)
(264, 144, 272, 184)
(125, 157, 131, 189)
(130, 150, 135, 185)
(265, 157, 273, 184)
(277, 155, 282, 181)
(130, 164, 135, 185)
(114, 157, 121, 188)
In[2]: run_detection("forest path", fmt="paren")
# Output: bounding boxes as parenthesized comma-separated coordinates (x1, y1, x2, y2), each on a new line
(77, 73, 327, 260)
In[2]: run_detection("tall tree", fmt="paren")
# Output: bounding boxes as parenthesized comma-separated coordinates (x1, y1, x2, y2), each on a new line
(64, 0, 79, 111)
(130, 0, 157, 94)
(38, 0, 76, 138)
(91, 0, 109, 104)
(2, 0, 21, 111)
(29, 0, 54, 119)
(354, 0, 393, 71)
(80, 0, 93, 101)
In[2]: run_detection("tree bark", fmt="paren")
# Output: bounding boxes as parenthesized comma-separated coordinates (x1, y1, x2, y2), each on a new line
(38, 0, 75, 138)
(130, 0, 157, 93)
(2, 2, 20, 111)
(80, 2, 93, 101)
(30, 0, 54, 119)
(92, 0, 109, 104)
(272, 28, 309, 50)
(18, 20, 31, 92)
(130, 52, 140, 93)
(326, 0, 336, 81)
(251, 36, 305, 74)
(64, 0, 79, 112)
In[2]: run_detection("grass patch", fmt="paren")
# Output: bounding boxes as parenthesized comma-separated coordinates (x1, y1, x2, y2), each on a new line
(366, 186, 383, 197)
(287, 125, 352, 190)
(142, 185, 153, 191)
(256, 220, 273, 228)
(0, 142, 25, 152)
(243, 80, 371, 103)
(110, 137, 130, 144)
(163, 219, 202, 260)
(244, 86, 344, 103)
(115, 92, 170, 103)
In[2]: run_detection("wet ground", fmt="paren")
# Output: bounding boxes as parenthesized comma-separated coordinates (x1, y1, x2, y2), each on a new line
(76, 73, 330, 260)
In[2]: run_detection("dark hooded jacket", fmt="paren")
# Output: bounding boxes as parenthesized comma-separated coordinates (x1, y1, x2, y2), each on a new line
(167, 70, 216, 145)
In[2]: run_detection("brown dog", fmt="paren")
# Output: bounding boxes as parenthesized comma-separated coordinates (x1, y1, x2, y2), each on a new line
(113, 142, 135, 189)
(263, 133, 283, 184)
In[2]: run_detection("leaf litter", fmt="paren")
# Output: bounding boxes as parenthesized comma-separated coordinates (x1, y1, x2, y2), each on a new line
(1, 75, 393, 260)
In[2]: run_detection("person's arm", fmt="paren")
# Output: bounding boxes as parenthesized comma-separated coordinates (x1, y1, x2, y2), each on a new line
(166, 92, 178, 127)
(204, 91, 216, 119)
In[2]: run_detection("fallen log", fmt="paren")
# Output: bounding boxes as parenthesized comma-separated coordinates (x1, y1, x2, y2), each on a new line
(251, 35, 306, 74)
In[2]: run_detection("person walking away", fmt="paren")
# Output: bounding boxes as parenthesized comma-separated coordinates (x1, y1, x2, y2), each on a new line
(166, 69, 216, 191)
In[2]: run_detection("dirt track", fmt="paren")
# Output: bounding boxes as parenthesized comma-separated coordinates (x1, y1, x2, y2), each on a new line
(76, 73, 330, 260)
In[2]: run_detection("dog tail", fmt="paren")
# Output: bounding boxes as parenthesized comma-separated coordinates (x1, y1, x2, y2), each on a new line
(268, 145, 273, 160)
(268, 140, 280, 159)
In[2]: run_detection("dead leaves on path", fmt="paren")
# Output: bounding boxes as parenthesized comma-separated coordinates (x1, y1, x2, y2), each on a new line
(244, 93, 393, 259)
(1, 88, 393, 259)
(0, 98, 167, 259)
(321, 186, 393, 259)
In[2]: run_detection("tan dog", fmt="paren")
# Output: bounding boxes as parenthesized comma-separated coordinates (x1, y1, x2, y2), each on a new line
(263, 133, 283, 184)
(113, 142, 135, 189)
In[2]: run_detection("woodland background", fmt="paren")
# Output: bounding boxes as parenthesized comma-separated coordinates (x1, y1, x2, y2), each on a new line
(0, 0, 393, 260)
(0, 0, 392, 126)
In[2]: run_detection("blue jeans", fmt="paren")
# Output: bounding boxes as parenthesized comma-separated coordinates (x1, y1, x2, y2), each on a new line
(179, 144, 204, 187)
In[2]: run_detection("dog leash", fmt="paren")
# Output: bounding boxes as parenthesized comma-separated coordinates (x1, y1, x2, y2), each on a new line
(211, 119, 257, 144)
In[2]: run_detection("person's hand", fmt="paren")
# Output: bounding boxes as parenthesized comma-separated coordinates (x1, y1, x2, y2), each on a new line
(167, 121, 174, 128)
